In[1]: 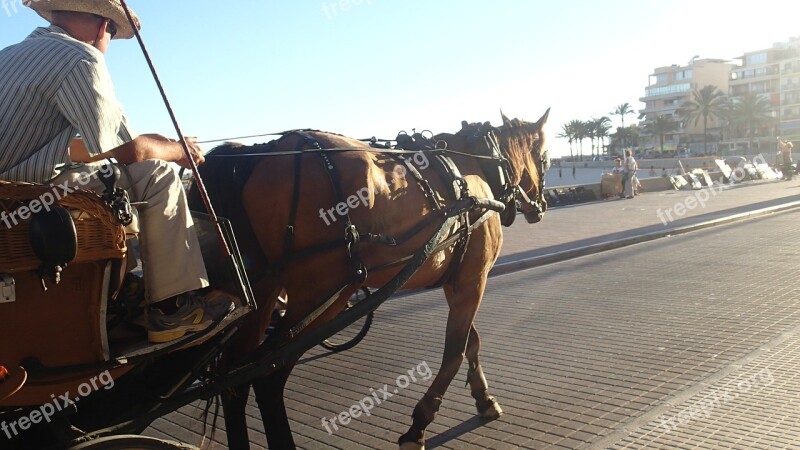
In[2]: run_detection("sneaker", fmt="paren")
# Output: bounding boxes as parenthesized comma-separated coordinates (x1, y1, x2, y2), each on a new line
(147, 290, 235, 343)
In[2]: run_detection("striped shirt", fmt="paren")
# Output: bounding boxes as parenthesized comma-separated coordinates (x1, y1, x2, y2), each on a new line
(0, 26, 135, 183)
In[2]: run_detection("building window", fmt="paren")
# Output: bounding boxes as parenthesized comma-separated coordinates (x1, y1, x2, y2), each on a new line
(645, 83, 691, 98)
(751, 82, 767, 93)
(747, 53, 767, 65)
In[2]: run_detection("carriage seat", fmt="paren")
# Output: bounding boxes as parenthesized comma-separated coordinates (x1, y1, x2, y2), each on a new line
(0, 181, 128, 407)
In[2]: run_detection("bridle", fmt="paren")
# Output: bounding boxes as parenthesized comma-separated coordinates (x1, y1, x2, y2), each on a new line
(451, 124, 548, 225)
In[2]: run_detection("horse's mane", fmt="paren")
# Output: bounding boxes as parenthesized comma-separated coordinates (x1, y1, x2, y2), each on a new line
(455, 119, 543, 187)
(496, 118, 543, 187)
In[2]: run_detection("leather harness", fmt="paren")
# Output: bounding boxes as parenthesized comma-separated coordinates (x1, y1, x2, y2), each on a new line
(202, 127, 545, 342)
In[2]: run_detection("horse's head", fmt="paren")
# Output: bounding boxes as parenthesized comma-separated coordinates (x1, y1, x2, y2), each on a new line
(496, 108, 551, 223)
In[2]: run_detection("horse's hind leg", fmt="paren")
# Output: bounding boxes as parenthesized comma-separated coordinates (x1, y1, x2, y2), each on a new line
(398, 281, 486, 450)
(465, 324, 503, 418)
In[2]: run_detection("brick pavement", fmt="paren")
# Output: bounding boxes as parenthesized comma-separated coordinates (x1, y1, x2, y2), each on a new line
(144, 180, 800, 449)
(498, 178, 800, 264)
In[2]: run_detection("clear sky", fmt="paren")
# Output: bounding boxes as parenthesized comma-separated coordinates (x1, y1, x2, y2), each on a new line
(1, 0, 798, 157)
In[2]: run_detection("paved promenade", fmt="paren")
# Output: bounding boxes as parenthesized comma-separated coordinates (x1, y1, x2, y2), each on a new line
(498, 177, 800, 264)
(146, 178, 800, 449)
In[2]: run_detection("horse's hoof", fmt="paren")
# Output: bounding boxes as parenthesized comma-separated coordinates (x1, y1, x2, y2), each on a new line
(479, 400, 504, 419)
(399, 442, 424, 450)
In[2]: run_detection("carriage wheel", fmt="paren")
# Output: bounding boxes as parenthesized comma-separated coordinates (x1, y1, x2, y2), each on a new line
(320, 287, 374, 353)
(67, 435, 198, 450)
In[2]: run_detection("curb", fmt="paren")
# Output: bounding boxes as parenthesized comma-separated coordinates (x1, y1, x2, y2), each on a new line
(489, 199, 800, 277)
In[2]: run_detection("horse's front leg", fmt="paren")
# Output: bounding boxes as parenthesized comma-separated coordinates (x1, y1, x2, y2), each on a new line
(465, 324, 503, 418)
(222, 277, 283, 450)
(398, 280, 486, 450)
(222, 383, 253, 450)
(252, 362, 298, 449)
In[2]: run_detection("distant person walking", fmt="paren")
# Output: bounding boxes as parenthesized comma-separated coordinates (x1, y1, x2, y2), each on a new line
(778, 137, 794, 181)
(572, 165, 576, 178)
(623, 150, 637, 199)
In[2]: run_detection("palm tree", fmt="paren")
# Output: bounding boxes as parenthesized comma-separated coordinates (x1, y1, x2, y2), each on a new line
(730, 92, 774, 154)
(678, 85, 729, 154)
(586, 120, 598, 158)
(610, 127, 627, 153)
(591, 116, 612, 156)
(644, 115, 680, 153)
(611, 103, 635, 149)
(575, 121, 589, 161)
(558, 121, 578, 161)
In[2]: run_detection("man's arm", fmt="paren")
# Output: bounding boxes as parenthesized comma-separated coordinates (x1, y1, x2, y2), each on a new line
(71, 134, 205, 168)
(58, 58, 203, 169)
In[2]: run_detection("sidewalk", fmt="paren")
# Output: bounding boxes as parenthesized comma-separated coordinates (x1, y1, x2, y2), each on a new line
(497, 177, 800, 265)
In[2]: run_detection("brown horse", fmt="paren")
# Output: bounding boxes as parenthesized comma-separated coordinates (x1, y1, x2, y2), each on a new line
(193, 109, 550, 449)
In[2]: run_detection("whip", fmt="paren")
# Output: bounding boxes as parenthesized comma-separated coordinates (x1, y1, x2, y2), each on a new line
(119, 0, 230, 256)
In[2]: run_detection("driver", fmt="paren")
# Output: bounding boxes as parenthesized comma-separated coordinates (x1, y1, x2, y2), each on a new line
(0, 0, 236, 343)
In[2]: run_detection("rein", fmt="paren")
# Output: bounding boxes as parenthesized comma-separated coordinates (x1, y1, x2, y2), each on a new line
(207, 128, 547, 224)
(207, 147, 444, 157)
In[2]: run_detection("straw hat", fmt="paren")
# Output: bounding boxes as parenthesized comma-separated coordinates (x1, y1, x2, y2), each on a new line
(27, 0, 141, 40)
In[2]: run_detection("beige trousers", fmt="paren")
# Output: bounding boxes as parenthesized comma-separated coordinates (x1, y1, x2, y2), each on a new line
(623, 172, 637, 197)
(51, 160, 209, 304)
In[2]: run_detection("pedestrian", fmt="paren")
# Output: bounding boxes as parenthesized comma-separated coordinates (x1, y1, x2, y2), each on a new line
(623, 150, 637, 199)
(778, 137, 794, 181)
(725, 155, 747, 183)
(611, 158, 625, 198)
(648, 165, 656, 177)
(572, 165, 576, 178)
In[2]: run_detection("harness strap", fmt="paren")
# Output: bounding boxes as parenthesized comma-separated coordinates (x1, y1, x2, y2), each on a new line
(268, 197, 497, 349)
(278, 133, 320, 273)
(317, 151, 369, 284)
(390, 154, 442, 210)
(366, 202, 497, 274)
(283, 285, 349, 341)
(421, 151, 474, 288)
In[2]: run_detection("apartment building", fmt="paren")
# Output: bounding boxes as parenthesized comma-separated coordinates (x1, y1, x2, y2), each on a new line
(639, 58, 734, 154)
(778, 38, 800, 143)
(722, 38, 800, 154)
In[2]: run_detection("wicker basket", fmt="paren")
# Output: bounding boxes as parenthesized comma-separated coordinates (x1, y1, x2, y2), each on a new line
(0, 181, 126, 272)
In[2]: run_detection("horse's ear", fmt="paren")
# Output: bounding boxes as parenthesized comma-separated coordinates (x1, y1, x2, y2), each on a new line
(500, 109, 512, 127)
(461, 120, 469, 130)
(535, 108, 551, 127)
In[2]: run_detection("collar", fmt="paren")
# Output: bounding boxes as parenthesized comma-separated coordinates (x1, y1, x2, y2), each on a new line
(27, 25, 69, 39)
(25, 25, 104, 59)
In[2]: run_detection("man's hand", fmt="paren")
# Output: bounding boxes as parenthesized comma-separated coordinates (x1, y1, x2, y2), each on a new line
(175, 137, 205, 169)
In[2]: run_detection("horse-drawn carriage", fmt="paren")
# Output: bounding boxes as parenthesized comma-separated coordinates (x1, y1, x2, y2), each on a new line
(0, 108, 550, 449)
